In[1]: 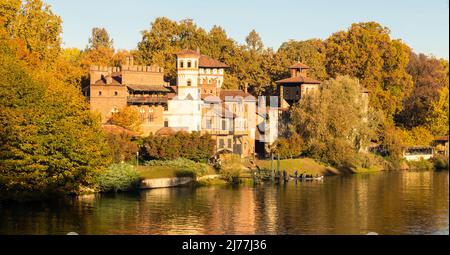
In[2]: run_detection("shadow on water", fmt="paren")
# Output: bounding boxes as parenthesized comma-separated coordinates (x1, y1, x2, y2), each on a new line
(0, 171, 448, 235)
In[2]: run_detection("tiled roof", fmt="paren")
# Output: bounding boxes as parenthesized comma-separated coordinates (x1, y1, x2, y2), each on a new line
(201, 94, 222, 102)
(127, 85, 171, 92)
(220, 90, 256, 101)
(102, 124, 139, 136)
(176, 49, 200, 56)
(434, 136, 449, 142)
(94, 73, 122, 85)
(289, 62, 309, 69)
(155, 127, 188, 136)
(199, 55, 229, 68)
(275, 75, 321, 84)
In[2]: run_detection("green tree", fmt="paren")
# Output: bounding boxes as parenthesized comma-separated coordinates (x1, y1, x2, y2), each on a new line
(245, 29, 264, 54)
(88, 27, 114, 51)
(0, 46, 111, 199)
(325, 22, 413, 120)
(290, 76, 381, 168)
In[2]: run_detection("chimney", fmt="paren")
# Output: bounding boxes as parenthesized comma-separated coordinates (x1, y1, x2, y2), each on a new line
(290, 68, 297, 77)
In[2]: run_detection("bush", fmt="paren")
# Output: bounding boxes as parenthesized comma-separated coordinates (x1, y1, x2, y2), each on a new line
(431, 156, 449, 170)
(219, 155, 243, 183)
(96, 163, 141, 192)
(407, 159, 434, 170)
(106, 131, 138, 163)
(141, 132, 215, 162)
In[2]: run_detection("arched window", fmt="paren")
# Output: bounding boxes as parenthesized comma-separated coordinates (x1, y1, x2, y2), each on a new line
(187, 61, 192, 68)
(114, 91, 118, 96)
(180, 61, 184, 68)
(187, 80, 192, 86)
(98, 91, 102, 96)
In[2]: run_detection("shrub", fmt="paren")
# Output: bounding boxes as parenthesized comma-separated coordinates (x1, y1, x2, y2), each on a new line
(96, 163, 141, 192)
(431, 156, 449, 170)
(106, 131, 138, 163)
(219, 155, 243, 183)
(141, 132, 215, 162)
(407, 159, 434, 170)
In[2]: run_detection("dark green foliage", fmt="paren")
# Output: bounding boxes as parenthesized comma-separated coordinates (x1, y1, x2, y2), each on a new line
(141, 132, 215, 162)
(96, 163, 141, 192)
(106, 131, 139, 163)
(431, 156, 449, 170)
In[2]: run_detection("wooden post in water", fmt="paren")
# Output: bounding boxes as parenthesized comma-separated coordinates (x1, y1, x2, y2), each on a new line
(277, 153, 280, 172)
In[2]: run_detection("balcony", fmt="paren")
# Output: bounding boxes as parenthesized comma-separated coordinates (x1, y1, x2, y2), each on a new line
(128, 96, 168, 105)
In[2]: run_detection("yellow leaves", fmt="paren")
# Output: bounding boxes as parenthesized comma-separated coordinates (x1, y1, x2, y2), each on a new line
(110, 107, 142, 132)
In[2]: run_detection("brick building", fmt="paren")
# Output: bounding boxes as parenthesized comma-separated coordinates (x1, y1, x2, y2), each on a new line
(88, 50, 277, 158)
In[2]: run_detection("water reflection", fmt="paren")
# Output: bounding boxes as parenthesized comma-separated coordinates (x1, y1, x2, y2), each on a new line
(0, 171, 448, 235)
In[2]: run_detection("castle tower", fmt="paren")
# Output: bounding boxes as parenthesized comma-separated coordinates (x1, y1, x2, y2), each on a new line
(176, 49, 201, 100)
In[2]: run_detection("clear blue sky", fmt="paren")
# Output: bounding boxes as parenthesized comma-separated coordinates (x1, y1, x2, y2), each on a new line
(46, 0, 449, 59)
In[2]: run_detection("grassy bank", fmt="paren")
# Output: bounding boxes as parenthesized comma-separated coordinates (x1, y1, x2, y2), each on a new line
(255, 158, 339, 176)
(137, 158, 217, 179)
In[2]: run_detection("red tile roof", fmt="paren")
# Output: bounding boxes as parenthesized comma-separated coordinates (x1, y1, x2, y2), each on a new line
(102, 124, 139, 136)
(220, 90, 256, 101)
(199, 55, 229, 68)
(94, 73, 122, 85)
(275, 75, 321, 84)
(434, 136, 449, 142)
(289, 62, 310, 69)
(176, 49, 200, 56)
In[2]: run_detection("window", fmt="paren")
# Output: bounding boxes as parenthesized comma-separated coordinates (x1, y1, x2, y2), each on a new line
(180, 61, 184, 68)
(164, 120, 169, 127)
(187, 61, 191, 68)
(222, 119, 227, 130)
(206, 118, 212, 129)
(98, 91, 102, 96)
(219, 139, 225, 149)
(148, 113, 154, 123)
(139, 108, 145, 122)
(187, 80, 192, 86)
(114, 91, 118, 96)
(227, 139, 232, 148)
(194, 61, 197, 68)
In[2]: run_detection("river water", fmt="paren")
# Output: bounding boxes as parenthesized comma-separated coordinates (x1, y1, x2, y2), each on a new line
(0, 170, 448, 235)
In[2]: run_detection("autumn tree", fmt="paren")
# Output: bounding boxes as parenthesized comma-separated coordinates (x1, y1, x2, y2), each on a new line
(325, 22, 413, 121)
(0, 46, 111, 199)
(110, 107, 142, 132)
(3, 0, 62, 65)
(396, 53, 449, 131)
(277, 39, 327, 81)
